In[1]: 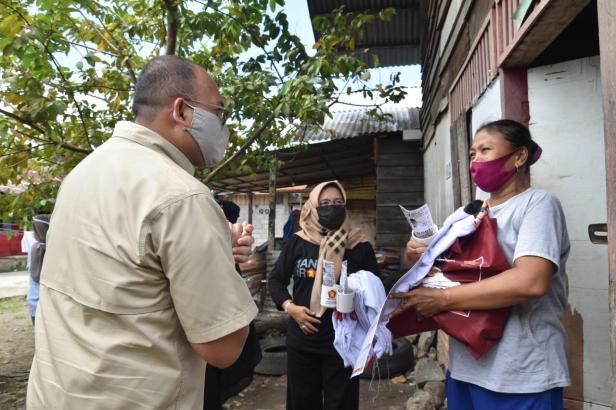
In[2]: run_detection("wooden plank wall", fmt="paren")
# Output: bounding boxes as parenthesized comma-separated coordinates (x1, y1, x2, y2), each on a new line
(375, 135, 424, 249)
(449, 113, 472, 209)
(420, 0, 494, 149)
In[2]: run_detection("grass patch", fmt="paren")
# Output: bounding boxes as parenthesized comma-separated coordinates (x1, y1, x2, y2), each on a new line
(0, 256, 27, 273)
(0, 297, 27, 314)
(0, 263, 26, 273)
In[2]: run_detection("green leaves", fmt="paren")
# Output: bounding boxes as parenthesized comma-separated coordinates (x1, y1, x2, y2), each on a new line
(0, 14, 24, 36)
(0, 0, 405, 223)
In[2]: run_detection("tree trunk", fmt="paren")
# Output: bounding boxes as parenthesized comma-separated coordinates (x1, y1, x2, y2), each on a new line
(164, 0, 178, 55)
(268, 167, 277, 253)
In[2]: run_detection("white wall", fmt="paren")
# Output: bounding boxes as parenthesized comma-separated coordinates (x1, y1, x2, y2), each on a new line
(471, 77, 503, 200)
(228, 193, 291, 247)
(423, 111, 455, 225)
(471, 77, 502, 135)
(249, 204, 290, 247)
(424, 77, 502, 220)
(528, 56, 610, 409)
(228, 193, 376, 247)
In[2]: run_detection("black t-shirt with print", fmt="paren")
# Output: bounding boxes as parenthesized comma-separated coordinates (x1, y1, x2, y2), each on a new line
(268, 234, 381, 354)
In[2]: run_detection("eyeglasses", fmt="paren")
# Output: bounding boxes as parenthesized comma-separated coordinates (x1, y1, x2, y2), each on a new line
(319, 199, 346, 207)
(184, 98, 230, 125)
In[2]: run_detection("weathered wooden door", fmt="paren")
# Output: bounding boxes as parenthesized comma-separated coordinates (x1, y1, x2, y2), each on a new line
(597, 1, 616, 408)
(528, 56, 610, 409)
(449, 113, 472, 209)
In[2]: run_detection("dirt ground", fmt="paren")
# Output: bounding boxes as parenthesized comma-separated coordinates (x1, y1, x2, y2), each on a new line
(0, 297, 31, 410)
(0, 297, 413, 410)
(226, 374, 415, 410)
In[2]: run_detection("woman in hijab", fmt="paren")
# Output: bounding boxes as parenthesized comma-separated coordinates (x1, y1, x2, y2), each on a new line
(269, 181, 381, 410)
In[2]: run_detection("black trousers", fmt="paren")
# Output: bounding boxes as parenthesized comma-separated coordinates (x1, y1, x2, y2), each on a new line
(286, 345, 359, 410)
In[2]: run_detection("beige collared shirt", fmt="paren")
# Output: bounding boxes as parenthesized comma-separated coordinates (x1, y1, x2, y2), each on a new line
(27, 121, 257, 410)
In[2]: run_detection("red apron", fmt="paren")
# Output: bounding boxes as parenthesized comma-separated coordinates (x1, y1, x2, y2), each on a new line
(387, 216, 511, 359)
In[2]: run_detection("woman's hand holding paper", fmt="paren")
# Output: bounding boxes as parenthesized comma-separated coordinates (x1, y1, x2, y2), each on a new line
(404, 237, 427, 266)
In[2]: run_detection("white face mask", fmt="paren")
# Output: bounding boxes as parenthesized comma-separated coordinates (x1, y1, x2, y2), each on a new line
(185, 105, 230, 168)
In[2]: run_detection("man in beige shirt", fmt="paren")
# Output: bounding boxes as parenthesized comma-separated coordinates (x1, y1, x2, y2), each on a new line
(27, 55, 258, 410)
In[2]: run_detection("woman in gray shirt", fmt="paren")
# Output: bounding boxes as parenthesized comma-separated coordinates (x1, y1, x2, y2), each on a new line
(393, 119, 569, 410)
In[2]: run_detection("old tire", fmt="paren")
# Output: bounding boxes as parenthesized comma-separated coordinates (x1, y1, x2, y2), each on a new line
(254, 336, 287, 376)
(361, 337, 414, 379)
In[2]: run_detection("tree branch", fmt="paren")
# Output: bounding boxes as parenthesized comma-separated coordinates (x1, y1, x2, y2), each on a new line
(204, 110, 278, 183)
(4, 6, 95, 149)
(0, 108, 93, 155)
(65, 39, 119, 57)
(0, 143, 54, 159)
(213, 6, 286, 84)
(67, 84, 132, 92)
(164, 0, 178, 55)
(76, 9, 120, 54)
(0, 108, 46, 135)
(60, 142, 92, 154)
(330, 100, 385, 108)
(41, 41, 93, 149)
(38, 156, 63, 166)
(81, 5, 138, 84)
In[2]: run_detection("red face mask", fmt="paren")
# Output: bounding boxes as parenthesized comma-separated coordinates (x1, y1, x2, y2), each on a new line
(470, 149, 520, 193)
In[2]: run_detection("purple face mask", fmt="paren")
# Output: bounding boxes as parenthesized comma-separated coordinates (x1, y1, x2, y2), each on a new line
(470, 149, 521, 193)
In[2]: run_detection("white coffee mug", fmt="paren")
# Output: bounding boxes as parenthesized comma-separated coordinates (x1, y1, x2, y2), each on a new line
(320, 285, 337, 308)
(336, 289, 355, 313)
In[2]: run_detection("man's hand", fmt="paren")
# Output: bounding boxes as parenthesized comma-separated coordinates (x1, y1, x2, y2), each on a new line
(230, 222, 254, 264)
(191, 326, 249, 368)
(404, 237, 427, 266)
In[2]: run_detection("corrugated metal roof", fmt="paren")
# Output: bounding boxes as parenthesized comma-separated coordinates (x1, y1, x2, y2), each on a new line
(211, 135, 377, 193)
(349, 45, 421, 68)
(308, 0, 415, 15)
(301, 105, 420, 142)
(308, 0, 422, 67)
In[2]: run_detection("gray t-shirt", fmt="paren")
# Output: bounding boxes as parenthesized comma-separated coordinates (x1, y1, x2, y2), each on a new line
(448, 188, 571, 393)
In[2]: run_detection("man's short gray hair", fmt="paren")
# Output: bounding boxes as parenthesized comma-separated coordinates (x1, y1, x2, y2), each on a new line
(132, 55, 197, 119)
